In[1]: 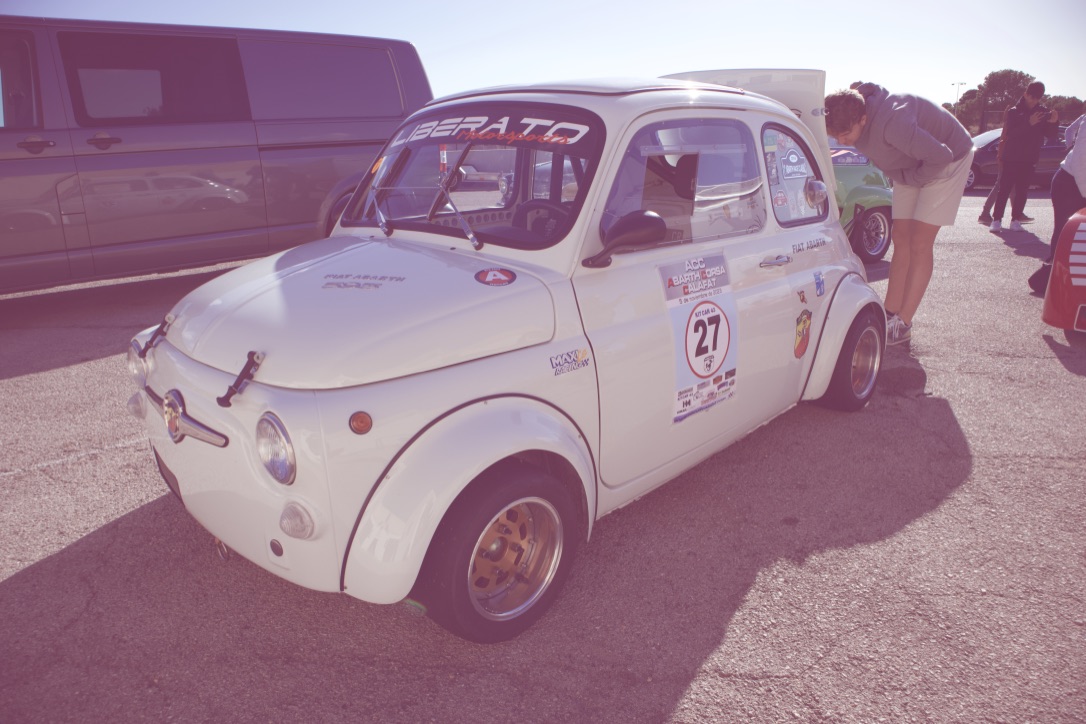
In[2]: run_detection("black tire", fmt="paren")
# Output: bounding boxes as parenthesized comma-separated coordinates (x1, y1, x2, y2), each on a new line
(414, 461, 580, 643)
(965, 165, 978, 190)
(849, 207, 892, 263)
(820, 307, 883, 411)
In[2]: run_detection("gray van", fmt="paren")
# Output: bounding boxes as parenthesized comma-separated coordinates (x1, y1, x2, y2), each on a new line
(0, 15, 431, 293)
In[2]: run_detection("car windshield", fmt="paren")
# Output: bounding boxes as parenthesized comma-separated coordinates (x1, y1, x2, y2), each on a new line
(342, 101, 604, 250)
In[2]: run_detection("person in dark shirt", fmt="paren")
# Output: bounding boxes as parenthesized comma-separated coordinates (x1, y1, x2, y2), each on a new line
(989, 81, 1060, 232)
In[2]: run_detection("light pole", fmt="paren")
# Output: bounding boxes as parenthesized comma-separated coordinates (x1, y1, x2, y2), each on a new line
(952, 82, 967, 105)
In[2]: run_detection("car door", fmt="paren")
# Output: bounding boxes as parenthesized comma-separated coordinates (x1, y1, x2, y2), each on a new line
(574, 112, 803, 493)
(52, 27, 268, 277)
(757, 123, 838, 393)
(0, 26, 79, 292)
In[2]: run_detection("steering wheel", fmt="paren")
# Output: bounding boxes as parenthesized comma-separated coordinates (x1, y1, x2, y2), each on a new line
(512, 199, 571, 237)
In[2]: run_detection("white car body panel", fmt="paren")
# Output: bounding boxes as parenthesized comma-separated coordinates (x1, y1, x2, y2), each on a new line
(128, 72, 883, 615)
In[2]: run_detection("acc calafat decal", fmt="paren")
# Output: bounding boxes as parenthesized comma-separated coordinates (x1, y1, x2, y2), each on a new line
(658, 253, 738, 423)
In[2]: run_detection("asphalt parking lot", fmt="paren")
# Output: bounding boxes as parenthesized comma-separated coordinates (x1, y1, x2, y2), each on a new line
(1, 190, 1083, 723)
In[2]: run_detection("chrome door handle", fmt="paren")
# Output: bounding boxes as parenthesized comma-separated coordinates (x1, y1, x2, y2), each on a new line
(759, 255, 793, 268)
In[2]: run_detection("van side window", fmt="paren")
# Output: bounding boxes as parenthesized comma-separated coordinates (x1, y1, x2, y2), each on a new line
(601, 118, 766, 246)
(240, 41, 403, 120)
(761, 125, 828, 226)
(0, 32, 39, 129)
(57, 32, 250, 125)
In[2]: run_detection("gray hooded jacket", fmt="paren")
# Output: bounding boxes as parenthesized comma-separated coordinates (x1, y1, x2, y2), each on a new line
(852, 83, 972, 187)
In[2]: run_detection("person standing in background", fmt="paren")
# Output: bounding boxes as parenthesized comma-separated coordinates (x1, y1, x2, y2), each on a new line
(1029, 112, 1086, 293)
(989, 82, 1060, 232)
(978, 108, 1011, 224)
(825, 83, 973, 346)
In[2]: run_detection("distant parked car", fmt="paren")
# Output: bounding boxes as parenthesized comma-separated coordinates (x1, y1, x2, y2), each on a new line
(829, 145, 893, 264)
(965, 126, 1068, 190)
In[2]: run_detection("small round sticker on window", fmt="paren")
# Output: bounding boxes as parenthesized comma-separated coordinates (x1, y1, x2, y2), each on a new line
(475, 268, 517, 286)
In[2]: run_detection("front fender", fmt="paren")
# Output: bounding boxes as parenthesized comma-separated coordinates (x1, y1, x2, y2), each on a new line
(340, 396, 596, 604)
(801, 273, 885, 401)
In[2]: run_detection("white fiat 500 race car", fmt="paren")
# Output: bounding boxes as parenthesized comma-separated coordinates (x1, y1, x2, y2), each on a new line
(127, 70, 885, 643)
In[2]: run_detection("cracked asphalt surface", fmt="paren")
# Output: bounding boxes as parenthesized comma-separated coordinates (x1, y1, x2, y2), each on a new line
(1, 190, 1083, 722)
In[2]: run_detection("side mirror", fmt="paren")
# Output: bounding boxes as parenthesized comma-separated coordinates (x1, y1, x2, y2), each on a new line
(804, 177, 828, 209)
(583, 211, 667, 268)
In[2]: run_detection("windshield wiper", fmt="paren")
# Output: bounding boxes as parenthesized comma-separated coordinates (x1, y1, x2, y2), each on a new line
(363, 183, 392, 237)
(426, 145, 483, 250)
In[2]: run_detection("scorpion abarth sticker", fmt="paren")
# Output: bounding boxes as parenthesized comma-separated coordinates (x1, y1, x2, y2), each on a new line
(659, 254, 738, 422)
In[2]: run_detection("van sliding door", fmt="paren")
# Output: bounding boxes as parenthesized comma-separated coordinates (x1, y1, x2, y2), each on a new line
(239, 38, 406, 249)
(56, 30, 268, 277)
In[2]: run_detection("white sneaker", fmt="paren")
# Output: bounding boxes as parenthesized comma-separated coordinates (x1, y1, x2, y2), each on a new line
(886, 314, 912, 346)
(989, 220, 1002, 231)
(1009, 221, 1024, 232)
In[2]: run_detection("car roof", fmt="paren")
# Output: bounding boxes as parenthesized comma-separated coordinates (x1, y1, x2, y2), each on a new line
(429, 77, 748, 105)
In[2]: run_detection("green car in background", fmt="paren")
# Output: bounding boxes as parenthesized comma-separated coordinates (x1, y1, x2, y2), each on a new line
(831, 145, 893, 264)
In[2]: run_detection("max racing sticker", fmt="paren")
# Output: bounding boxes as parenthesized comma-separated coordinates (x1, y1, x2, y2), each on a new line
(659, 253, 738, 422)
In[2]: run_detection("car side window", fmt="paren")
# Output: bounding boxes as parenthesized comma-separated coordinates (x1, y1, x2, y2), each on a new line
(762, 125, 828, 226)
(601, 117, 766, 246)
(0, 32, 39, 130)
(57, 31, 251, 126)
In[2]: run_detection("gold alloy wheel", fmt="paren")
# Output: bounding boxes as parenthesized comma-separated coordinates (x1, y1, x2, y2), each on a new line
(468, 497, 563, 621)
(850, 325, 882, 400)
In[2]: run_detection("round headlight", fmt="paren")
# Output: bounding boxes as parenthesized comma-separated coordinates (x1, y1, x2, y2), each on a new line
(256, 413, 296, 485)
(126, 341, 147, 386)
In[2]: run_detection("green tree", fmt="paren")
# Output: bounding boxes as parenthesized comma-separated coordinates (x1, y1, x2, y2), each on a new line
(974, 69, 1035, 132)
(1047, 95, 1084, 124)
(954, 88, 982, 131)
(950, 69, 1083, 133)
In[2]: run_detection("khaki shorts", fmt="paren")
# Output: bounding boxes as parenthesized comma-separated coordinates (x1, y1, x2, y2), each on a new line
(892, 148, 975, 227)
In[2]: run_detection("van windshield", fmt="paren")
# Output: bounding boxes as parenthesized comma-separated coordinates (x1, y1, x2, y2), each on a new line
(343, 101, 604, 250)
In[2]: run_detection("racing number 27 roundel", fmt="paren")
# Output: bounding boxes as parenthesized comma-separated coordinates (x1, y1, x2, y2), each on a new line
(685, 301, 730, 378)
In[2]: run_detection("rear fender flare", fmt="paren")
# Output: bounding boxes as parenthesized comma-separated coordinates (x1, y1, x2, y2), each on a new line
(802, 273, 885, 401)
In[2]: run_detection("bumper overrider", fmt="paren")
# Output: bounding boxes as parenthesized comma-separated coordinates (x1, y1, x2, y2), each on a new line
(126, 335, 343, 593)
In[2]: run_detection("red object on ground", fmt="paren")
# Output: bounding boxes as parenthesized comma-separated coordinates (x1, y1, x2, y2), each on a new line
(1042, 206, 1086, 332)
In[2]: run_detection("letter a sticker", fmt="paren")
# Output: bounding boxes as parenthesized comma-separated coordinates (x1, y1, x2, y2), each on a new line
(474, 268, 517, 286)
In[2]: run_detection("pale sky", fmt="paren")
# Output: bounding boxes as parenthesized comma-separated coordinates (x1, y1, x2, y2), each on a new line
(4, 0, 1084, 106)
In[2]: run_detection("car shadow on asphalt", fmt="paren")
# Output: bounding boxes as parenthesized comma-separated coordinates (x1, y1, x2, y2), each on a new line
(1042, 331, 1086, 376)
(0, 352, 969, 721)
(0, 268, 232, 381)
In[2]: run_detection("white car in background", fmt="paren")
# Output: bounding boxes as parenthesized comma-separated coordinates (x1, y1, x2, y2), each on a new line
(127, 70, 884, 643)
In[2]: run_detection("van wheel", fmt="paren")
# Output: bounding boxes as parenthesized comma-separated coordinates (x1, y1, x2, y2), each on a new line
(415, 461, 579, 643)
(820, 307, 883, 411)
(849, 207, 892, 263)
(324, 193, 353, 236)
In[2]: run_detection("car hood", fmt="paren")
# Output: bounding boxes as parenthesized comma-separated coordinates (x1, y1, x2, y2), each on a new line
(164, 235, 555, 389)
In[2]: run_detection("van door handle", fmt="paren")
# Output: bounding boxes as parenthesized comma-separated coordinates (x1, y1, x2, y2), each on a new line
(87, 135, 123, 150)
(759, 254, 793, 268)
(17, 138, 57, 154)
